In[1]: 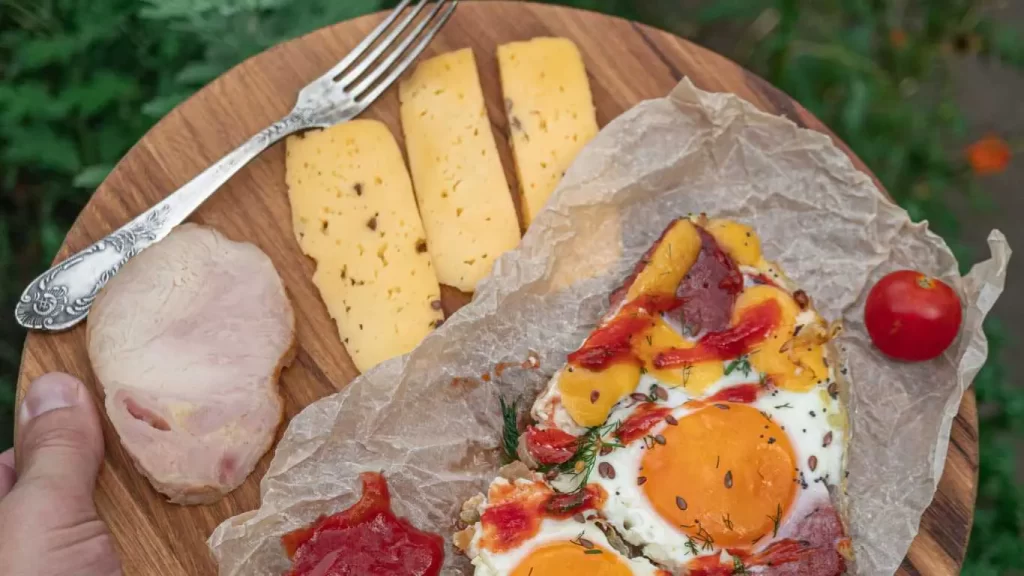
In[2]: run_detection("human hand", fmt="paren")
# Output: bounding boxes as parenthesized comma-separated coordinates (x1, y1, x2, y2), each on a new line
(0, 373, 122, 576)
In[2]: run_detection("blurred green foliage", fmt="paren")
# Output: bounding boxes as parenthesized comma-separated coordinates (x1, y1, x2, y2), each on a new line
(1, 0, 1020, 572)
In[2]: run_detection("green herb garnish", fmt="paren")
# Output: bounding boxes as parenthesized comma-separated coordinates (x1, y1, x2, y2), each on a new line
(768, 503, 783, 537)
(554, 420, 622, 493)
(684, 536, 700, 557)
(500, 395, 521, 463)
(724, 355, 752, 376)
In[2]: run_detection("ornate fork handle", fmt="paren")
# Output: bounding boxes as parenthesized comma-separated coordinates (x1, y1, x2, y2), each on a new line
(15, 112, 310, 331)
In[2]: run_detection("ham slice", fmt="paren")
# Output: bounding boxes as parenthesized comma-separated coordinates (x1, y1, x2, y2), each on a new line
(87, 224, 295, 505)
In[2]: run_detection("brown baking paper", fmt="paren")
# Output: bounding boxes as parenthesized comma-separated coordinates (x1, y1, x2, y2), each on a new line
(209, 78, 1010, 575)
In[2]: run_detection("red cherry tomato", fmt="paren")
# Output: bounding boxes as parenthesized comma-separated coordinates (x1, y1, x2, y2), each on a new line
(864, 270, 962, 361)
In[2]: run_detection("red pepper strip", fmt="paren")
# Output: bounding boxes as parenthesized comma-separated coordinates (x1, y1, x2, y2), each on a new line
(653, 299, 781, 368)
(685, 562, 734, 576)
(747, 539, 809, 566)
(568, 293, 683, 371)
(703, 383, 762, 404)
(686, 540, 811, 576)
(523, 426, 579, 465)
(615, 403, 673, 445)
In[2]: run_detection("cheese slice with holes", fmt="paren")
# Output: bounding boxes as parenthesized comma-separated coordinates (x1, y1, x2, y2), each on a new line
(399, 48, 521, 292)
(285, 119, 443, 372)
(497, 37, 599, 225)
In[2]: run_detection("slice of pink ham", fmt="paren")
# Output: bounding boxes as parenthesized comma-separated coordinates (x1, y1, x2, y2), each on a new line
(87, 223, 295, 505)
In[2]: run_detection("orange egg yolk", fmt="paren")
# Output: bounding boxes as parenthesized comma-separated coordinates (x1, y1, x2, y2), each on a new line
(640, 403, 796, 548)
(631, 318, 724, 394)
(733, 285, 828, 392)
(510, 542, 634, 576)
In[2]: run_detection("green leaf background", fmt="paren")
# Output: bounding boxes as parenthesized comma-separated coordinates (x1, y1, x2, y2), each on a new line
(1, 0, 1020, 571)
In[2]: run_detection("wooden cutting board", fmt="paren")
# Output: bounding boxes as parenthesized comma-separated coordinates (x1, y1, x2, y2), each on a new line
(16, 2, 976, 574)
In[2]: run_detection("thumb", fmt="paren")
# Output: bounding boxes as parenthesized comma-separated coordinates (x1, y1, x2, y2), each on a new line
(16, 373, 104, 509)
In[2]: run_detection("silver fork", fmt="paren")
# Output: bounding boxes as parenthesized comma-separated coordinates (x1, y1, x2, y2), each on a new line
(15, 0, 457, 331)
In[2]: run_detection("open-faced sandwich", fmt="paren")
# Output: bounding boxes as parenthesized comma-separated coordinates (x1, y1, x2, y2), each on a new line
(454, 215, 852, 575)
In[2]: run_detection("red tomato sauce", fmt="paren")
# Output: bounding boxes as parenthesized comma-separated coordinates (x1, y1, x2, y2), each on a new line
(479, 483, 607, 552)
(615, 402, 673, 445)
(282, 472, 444, 576)
(567, 293, 682, 370)
(654, 299, 781, 367)
(676, 229, 744, 333)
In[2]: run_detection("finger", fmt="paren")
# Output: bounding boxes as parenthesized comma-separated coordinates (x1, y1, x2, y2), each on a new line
(0, 448, 15, 498)
(16, 373, 104, 508)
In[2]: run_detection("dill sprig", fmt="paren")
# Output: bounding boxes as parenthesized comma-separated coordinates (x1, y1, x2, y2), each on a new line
(554, 420, 622, 492)
(724, 355, 752, 376)
(767, 503, 783, 537)
(732, 556, 750, 575)
(684, 536, 700, 557)
(694, 523, 715, 551)
(499, 396, 521, 463)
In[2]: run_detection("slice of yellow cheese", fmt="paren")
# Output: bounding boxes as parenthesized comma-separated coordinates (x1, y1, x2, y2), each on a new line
(497, 37, 599, 225)
(399, 48, 521, 292)
(285, 119, 443, 372)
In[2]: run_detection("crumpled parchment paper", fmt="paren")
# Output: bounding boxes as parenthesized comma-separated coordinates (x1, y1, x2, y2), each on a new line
(209, 78, 1010, 575)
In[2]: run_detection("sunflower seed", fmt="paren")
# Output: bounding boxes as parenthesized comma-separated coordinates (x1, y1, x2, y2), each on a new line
(598, 462, 616, 479)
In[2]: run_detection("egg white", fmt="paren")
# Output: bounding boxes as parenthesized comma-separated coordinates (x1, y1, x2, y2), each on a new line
(468, 515, 665, 576)
(587, 361, 845, 570)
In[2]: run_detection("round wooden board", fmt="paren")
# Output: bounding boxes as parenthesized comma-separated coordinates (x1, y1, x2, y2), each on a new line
(16, 2, 976, 574)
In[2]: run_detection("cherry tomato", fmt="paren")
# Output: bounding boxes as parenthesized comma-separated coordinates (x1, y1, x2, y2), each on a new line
(864, 270, 962, 361)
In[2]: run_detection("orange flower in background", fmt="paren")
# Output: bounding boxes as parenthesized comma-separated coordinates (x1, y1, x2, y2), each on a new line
(966, 135, 1011, 176)
(890, 29, 908, 49)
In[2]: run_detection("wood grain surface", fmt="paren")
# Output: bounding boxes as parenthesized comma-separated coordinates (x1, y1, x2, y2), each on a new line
(15, 3, 976, 575)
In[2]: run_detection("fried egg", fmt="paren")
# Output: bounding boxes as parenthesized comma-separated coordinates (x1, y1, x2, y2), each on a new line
(589, 365, 845, 570)
(462, 477, 670, 576)
(501, 216, 851, 573)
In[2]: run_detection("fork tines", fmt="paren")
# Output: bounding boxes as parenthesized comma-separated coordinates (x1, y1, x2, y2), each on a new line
(318, 0, 458, 104)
